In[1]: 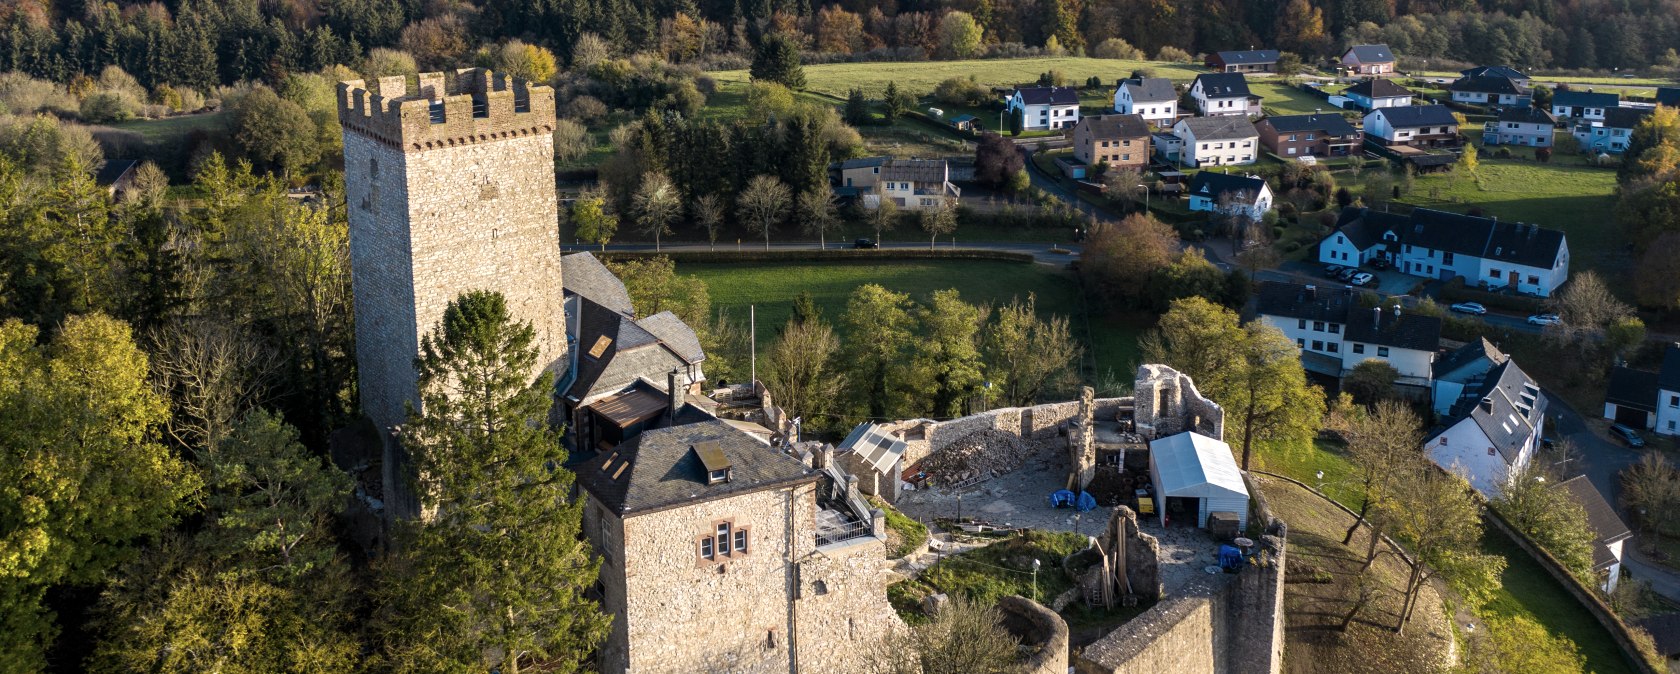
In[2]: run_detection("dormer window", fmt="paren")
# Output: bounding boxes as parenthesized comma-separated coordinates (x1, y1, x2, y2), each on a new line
(695, 441, 732, 485)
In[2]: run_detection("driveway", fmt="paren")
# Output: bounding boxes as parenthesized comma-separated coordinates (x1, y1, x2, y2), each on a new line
(1019, 147, 1117, 222)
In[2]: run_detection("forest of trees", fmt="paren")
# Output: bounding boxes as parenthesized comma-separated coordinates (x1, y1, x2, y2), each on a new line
(3, 0, 1679, 96)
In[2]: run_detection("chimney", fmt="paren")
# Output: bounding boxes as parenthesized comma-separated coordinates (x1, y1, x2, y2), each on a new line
(1305, 284, 1316, 300)
(667, 369, 682, 423)
(1479, 397, 1494, 414)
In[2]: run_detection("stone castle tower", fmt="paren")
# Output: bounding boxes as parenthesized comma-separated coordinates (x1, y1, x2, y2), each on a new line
(338, 69, 567, 516)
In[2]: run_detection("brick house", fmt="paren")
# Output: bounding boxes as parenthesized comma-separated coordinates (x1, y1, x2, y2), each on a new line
(1362, 105, 1460, 148)
(1205, 49, 1280, 73)
(1072, 114, 1151, 173)
(1340, 44, 1395, 75)
(1256, 113, 1362, 158)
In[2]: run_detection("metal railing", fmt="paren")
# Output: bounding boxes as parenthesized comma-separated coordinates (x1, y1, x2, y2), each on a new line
(815, 519, 874, 547)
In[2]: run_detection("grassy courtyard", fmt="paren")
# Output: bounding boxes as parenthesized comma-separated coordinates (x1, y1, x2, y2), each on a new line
(711, 57, 1206, 98)
(1252, 81, 1341, 117)
(677, 258, 1144, 383)
(1394, 161, 1621, 273)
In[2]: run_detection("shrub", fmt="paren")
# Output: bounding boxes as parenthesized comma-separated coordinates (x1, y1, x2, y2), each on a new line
(79, 91, 137, 123)
(0, 72, 77, 115)
(931, 76, 988, 107)
(565, 95, 608, 122)
(1095, 38, 1143, 60)
(1156, 46, 1193, 63)
(553, 119, 591, 162)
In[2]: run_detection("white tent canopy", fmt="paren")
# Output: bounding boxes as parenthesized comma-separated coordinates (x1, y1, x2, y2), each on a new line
(1150, 431, 1250, 530)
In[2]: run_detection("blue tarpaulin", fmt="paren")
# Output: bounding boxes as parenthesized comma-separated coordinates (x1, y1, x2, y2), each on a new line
(1076, 491, 1098, 512)
(1050, 489, 1076, 508)
(1218, 544, 1244, 571)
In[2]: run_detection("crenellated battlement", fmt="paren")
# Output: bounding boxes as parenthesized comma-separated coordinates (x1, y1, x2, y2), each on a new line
(336, 68, 556, 151)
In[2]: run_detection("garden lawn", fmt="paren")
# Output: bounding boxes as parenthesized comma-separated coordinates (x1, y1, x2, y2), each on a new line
(104, 110, 227, 144)
(1395, 161, 1620, 273)
(1252, 82, 1337, 117)
(710, 57, 1206, 98)
(915, 529, 1090, 605)
(677, 259, 1143, 381)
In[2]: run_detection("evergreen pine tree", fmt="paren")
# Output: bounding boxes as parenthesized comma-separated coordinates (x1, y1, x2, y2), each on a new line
(750, 33, 806, 89)
(844, 87, 870, 125)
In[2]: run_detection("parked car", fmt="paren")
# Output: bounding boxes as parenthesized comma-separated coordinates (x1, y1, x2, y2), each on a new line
(1610, 423, 1646, 448)
(1526, 313, 1561, 326)
(1450, 302, 1488, 315)
(1350, 272, 1375, 286)
(1336, 267, 1360, 281)
(1369, 258, 1391, 270)
(1324, 264, 1345, 277)
(853, 238, 879, 249)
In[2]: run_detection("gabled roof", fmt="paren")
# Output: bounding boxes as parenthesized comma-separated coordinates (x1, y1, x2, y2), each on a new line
(565, 297, 668, 401)
(1079, 114, 1150, 139)
(839, 156, 889, 170)
(1554, 475, 1632, 571)
(1213, 49, 1280, 65)
(1193, 73, 1252, 98)
(1176, 116, 1258, 141)
(1481, 219, 1568, 269)
(636, 311, 704, 364)
(1344, 44, 1394, 63)
(1554, 90, 1619, 108)
(880, 158, 948, 183)
(839, 422, 908, 474)
(574, 419, 818, 516)
(1598, 107, 1653, 131)
(1261, 113, 1359, 136)
(1342, 304, 1442, 352)
(1187, 171, 1267, 203)
(1606, 365, 1659, 413)
(1346, 78, 1412, 99)
(1661, 344, 1680, 393)
(1329, 207, 1567, 270)
(1370, 104, 1457, 128)
(95, 159, 137, 186)
(1434, 337, 1506, 382)
(1659, 87, 1680, 107)
(1449, 75, 1527, 96)
(1014, 86, 1079, 106)
(1461, 65, 1528, 81)
(1149, 432, 1247, 500)
(563, 252, 635, 316)
(1122, 77, 1177, 103)
(1330, 207, 1406, 250)
(1255, 280, 1356, 323)
(1497, 107, 1556, 125)
(1444, 359, 1546, 464)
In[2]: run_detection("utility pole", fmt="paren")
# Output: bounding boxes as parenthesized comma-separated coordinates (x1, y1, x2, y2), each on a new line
(750, 304, 757, 384)
(1032, 558, 1042, 602)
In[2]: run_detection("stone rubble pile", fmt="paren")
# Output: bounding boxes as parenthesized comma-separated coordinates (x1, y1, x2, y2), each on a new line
(921, 429, 1053, 486)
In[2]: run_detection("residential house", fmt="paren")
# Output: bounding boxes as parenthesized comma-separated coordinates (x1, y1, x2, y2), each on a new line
(1427, 359, 1546, 496)
(95, 159, 138, 198)
(1658, 87, 1680, 107)
(1186, 171, 1272, 220)
(1362, 104, 1460, 148)
(1007, 86, 1081, 130)
(1343, 78, 1413, 111)
(837, 156, 888, 195)
(1432, 338, 1507, 417)
(1341, 44, 1396, 76)
(1206, 49, 1280, 73)
(1656, 344, 1680, 438)
(838, 157, 959, 211)
(1170, 116, 1260, 167)
(1552, 90, 1619, 122)
(1190, 73, 1262, 117)
(1555, 476, 1633, 593)
(1317, 206, 1571, 296)
(1255, 281, 1442, 387)
(1449, 75, 1531, 107)
(562, 297, 709, 452)
(1256, 113, 1363, 158)
(1604, 344, 1680, 436)
(1573, 107, 1651, 154)
(1070, 114, 1151, 175)
(1113, 77, 1179, 126)
(1483, 107, 1557, 147)
(1460, 65, 1530, 87)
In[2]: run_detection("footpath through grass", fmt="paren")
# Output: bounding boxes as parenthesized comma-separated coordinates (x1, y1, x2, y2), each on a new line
(1257, 439, 1635, 674)
(678, 258, 1143, 381)
(710, 57, 1206, 97)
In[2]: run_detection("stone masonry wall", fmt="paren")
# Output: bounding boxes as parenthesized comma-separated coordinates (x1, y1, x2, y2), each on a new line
(794, 535, 906, 673)
(998, 596, 1070, 674)
(917, 398, 1129, 464)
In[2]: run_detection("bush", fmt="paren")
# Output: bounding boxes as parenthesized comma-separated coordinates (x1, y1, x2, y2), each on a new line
(79, 91, 137, 123)
(0, 72, 77, 115)
(1156, 46, 1194, 63)
(553, 118, 591, 162)
(1094, 38, 1143, 60)
(931, 76, 989, 107)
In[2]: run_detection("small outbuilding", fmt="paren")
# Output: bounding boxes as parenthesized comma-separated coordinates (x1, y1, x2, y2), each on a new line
(1149, 431, 1249, 530)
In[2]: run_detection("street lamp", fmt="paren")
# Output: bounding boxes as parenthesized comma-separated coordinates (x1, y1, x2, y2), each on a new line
(1137, 183, 1149, 212)
(1031, 558, 1042, 602)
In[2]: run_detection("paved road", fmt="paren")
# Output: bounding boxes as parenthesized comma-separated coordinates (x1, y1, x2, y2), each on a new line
(560, 240, 1080, 266)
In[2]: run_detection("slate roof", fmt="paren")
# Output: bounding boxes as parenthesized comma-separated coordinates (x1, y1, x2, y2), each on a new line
(1330, 207, 1406, 250)
(1433, 337, 1506, 382)
(565, 296, 664, 401)
(1661, 344, 1680, 393)
(1187, 172, 1267, 203)
(1255, 280, 1439, 351)
(1122, 77, 1177, 103)
(1344, 44, 1394, 63)
(1554, 90, 1619, 109)
(1460, 65, 1528, 81)
(1450, 75, 1526, 96)
(1255, 280, 1357, 323)
(1014, 86, 1079, 106)
(574, 419, 819, 516)
(562, 252, 635, 316)
(1213, 49, 1280, 65)
(1080, 114, 1151, 139)
(1194, 73, 1252, 98)
(1600, 106, 1653, 130)
(94, 159, 136, 186)
(1606, 366, 1658, 413)
(1262, 113, 1359, 136)
(1659, 87, 1680, 107)
(1342, 305, 1442, 352)
(1555, 475, 1632, 571)
(1371, 104, 1457, 128)
(1444, 359, 1545, 464)
(636, 311, 704, 364)
(1346, 78, 1412, 99)
(1497, 107, 1556, 125)
(880, 158, 948, 183)
(839, 156, 889, 170)
(1176, 116, 1258, 141)
(1328, 207, 1566, 270)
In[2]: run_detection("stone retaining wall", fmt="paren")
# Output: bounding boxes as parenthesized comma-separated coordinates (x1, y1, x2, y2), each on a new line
(917, 398, 1131, 463)
(997, 595, 1070, 674)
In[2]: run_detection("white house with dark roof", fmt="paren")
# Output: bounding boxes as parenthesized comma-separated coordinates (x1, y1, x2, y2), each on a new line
(1449, 74, 1531, 107)
(1008, 86, 1081, 130)
(1555, 475, 1633, 592)
(1343, 78, 1413, 111)
(1460, 65, 1530, 87)
(1187, 171, 1272, 219)
(1363, 105, 1460, 147)
(1605, 344, 1680, 436)
(1483, 107, 1557, 147)
(1341, 44, 1395, 75)
(1317, 206, 1570, 296)
(1255, 281, 1442, 386)
(1113, 77, 1178, 126)
(1427, 359, 1546, 496)
(1432, 338, 1507, 417)
(1170, 116, 1259, 167)
(1552, 90, 1619, 122)
(1573, 107, 1652, 154)
(1190, 73, 1262, 117)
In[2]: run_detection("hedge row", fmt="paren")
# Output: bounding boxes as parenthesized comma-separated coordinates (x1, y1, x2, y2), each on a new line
(593, 248, 1039, 264)
(1438, 277, 1546, 313)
